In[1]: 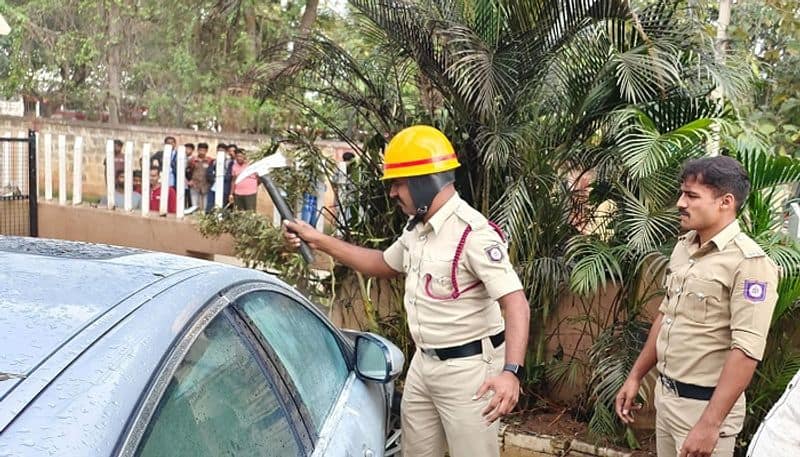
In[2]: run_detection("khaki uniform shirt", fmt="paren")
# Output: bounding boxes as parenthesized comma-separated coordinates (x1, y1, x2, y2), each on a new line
(656, 221, 779, 387)
(383, 193, 523, 348)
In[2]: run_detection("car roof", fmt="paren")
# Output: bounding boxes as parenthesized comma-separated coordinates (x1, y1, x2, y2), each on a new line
(0, 237, 214, 399)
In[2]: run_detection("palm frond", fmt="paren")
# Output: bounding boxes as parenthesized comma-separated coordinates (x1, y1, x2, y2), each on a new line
(566, 236, 625, 297)
(587, 319, 650, 441)
(736, 148, 800, 193)
(756, 232, 800, 277)
(588, 402, 619, 440)
(475, 119, 528, 171)
(547, 356, 588, 391)
(612, 44, 682, 104)
(616, 186, 680, 252)
(613, 109, 715, 179)
(519, 256, 570, 319)
(442, 24, 518, 122)
(774, 275, 800, 324)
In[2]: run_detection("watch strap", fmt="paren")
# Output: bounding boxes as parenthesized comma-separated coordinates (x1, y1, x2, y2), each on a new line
(503, 363, 524, 381)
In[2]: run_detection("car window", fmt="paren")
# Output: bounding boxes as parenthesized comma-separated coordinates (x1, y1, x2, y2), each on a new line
(239, 290, 348, 432)
(135, 313, 302, 457)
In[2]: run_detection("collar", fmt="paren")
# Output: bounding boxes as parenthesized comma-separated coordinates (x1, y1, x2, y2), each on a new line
(419, 193, 462, 235)
(684, 220, 741, 251)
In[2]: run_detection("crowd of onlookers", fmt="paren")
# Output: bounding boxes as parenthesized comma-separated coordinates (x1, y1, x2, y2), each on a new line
(101, 136, 258, 214)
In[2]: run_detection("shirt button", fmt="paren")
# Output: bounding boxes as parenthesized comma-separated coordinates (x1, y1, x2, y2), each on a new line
(688, 259, 695, 265)
(408, 298, 415, 306)
(674, 287, 682, 294)
(666, 318, 672, 324)
(419, 235, 427, 241)
(411, 265, 418, 272)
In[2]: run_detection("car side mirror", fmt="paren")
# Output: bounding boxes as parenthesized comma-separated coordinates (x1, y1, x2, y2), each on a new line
(354, 333, 404, 384)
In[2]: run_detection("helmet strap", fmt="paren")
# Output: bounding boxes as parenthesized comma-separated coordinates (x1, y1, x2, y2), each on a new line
(404, 171, 455, 231)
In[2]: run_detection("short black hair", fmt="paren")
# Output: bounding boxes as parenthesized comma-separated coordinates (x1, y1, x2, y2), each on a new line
(164, 136, 176, 143)
(133, 170, 142, 178)
(343, 151, 355, 161)
(680, 156, 750, 211)
(197, 142, 209, 150)
(114, 139, 123, 147)
(184, 143, 195, 149)
(217, 143, 227, 150)
(227, 143, 238, 150)
(235, 148, 246, 155)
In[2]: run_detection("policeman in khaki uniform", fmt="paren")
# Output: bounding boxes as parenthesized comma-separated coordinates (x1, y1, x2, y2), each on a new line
(285, 125, 530, 457)
(616, 156, 779, 457)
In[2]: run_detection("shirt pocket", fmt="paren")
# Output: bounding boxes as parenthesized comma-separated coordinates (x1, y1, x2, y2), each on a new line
(682, 277, 724, 323)
(422, 257, 456, 300)
(423, 255, 483, 301)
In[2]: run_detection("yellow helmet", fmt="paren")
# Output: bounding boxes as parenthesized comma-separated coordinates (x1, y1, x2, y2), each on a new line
(381, 125, 461, 180)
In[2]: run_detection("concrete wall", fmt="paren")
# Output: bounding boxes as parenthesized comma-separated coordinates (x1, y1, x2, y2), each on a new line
(37, 201, 235, 258)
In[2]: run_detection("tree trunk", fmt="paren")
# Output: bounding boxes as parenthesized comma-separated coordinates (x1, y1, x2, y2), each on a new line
(244, 6, 259, 61)
(299, 0, 319, 35)
(709, 0, 732, 156)
(716, 0, 731, 58)
(253, 0, 319, 84)
(105, 0, 122, 125)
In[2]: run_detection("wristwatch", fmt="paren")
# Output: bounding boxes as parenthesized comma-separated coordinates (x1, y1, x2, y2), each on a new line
(503, 363, 524, 381)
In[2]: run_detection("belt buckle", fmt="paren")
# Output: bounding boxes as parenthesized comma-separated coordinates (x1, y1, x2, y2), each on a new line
(421, 348, 439, 359)
(662, 375, 678, 394)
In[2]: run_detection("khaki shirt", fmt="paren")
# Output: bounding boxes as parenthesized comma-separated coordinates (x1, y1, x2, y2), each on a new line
(383, 193, 523, 348)
(656, 221, 779, 387)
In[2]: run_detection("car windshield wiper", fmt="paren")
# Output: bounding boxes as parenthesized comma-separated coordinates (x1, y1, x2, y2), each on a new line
(0, 372, 26, 381)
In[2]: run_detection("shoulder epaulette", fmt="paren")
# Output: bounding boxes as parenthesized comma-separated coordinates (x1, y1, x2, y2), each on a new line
(454, 204, 488, 230)
(733, 232, 766, 259)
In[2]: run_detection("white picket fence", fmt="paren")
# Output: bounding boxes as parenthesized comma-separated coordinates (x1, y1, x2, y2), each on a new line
(24, 132, 329, 230)
(31, 133, 229, 220)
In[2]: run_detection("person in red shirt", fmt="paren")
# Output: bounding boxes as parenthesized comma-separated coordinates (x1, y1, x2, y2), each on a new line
(149, 167, 177, 214)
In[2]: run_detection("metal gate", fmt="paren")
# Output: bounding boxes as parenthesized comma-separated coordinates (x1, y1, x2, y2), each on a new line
(0, 130, 38, 236)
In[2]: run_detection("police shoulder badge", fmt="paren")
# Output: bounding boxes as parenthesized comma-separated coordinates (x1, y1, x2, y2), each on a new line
(743, 280, 767, 302)
(485, 245, 504, 262)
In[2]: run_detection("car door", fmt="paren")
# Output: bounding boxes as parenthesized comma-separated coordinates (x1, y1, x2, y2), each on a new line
(119, 301, 313, 457)
(230, 283, 388, 457)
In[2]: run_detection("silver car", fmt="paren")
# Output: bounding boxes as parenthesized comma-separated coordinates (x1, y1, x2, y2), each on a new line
(0, 237, 403, 457)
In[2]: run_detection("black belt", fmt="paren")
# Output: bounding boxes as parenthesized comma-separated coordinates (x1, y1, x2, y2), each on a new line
(420, 331, 505, 360)
(660, 374, 715, 401)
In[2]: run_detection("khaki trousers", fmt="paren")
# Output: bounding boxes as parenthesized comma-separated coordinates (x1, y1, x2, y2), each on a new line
(655, 377, 745, 457)
(401, 338, 505, 457)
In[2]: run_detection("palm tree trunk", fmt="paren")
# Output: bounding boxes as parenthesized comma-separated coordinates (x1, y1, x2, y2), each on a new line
(709, 0, 732, 156)
(716, 0, 732, 58)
